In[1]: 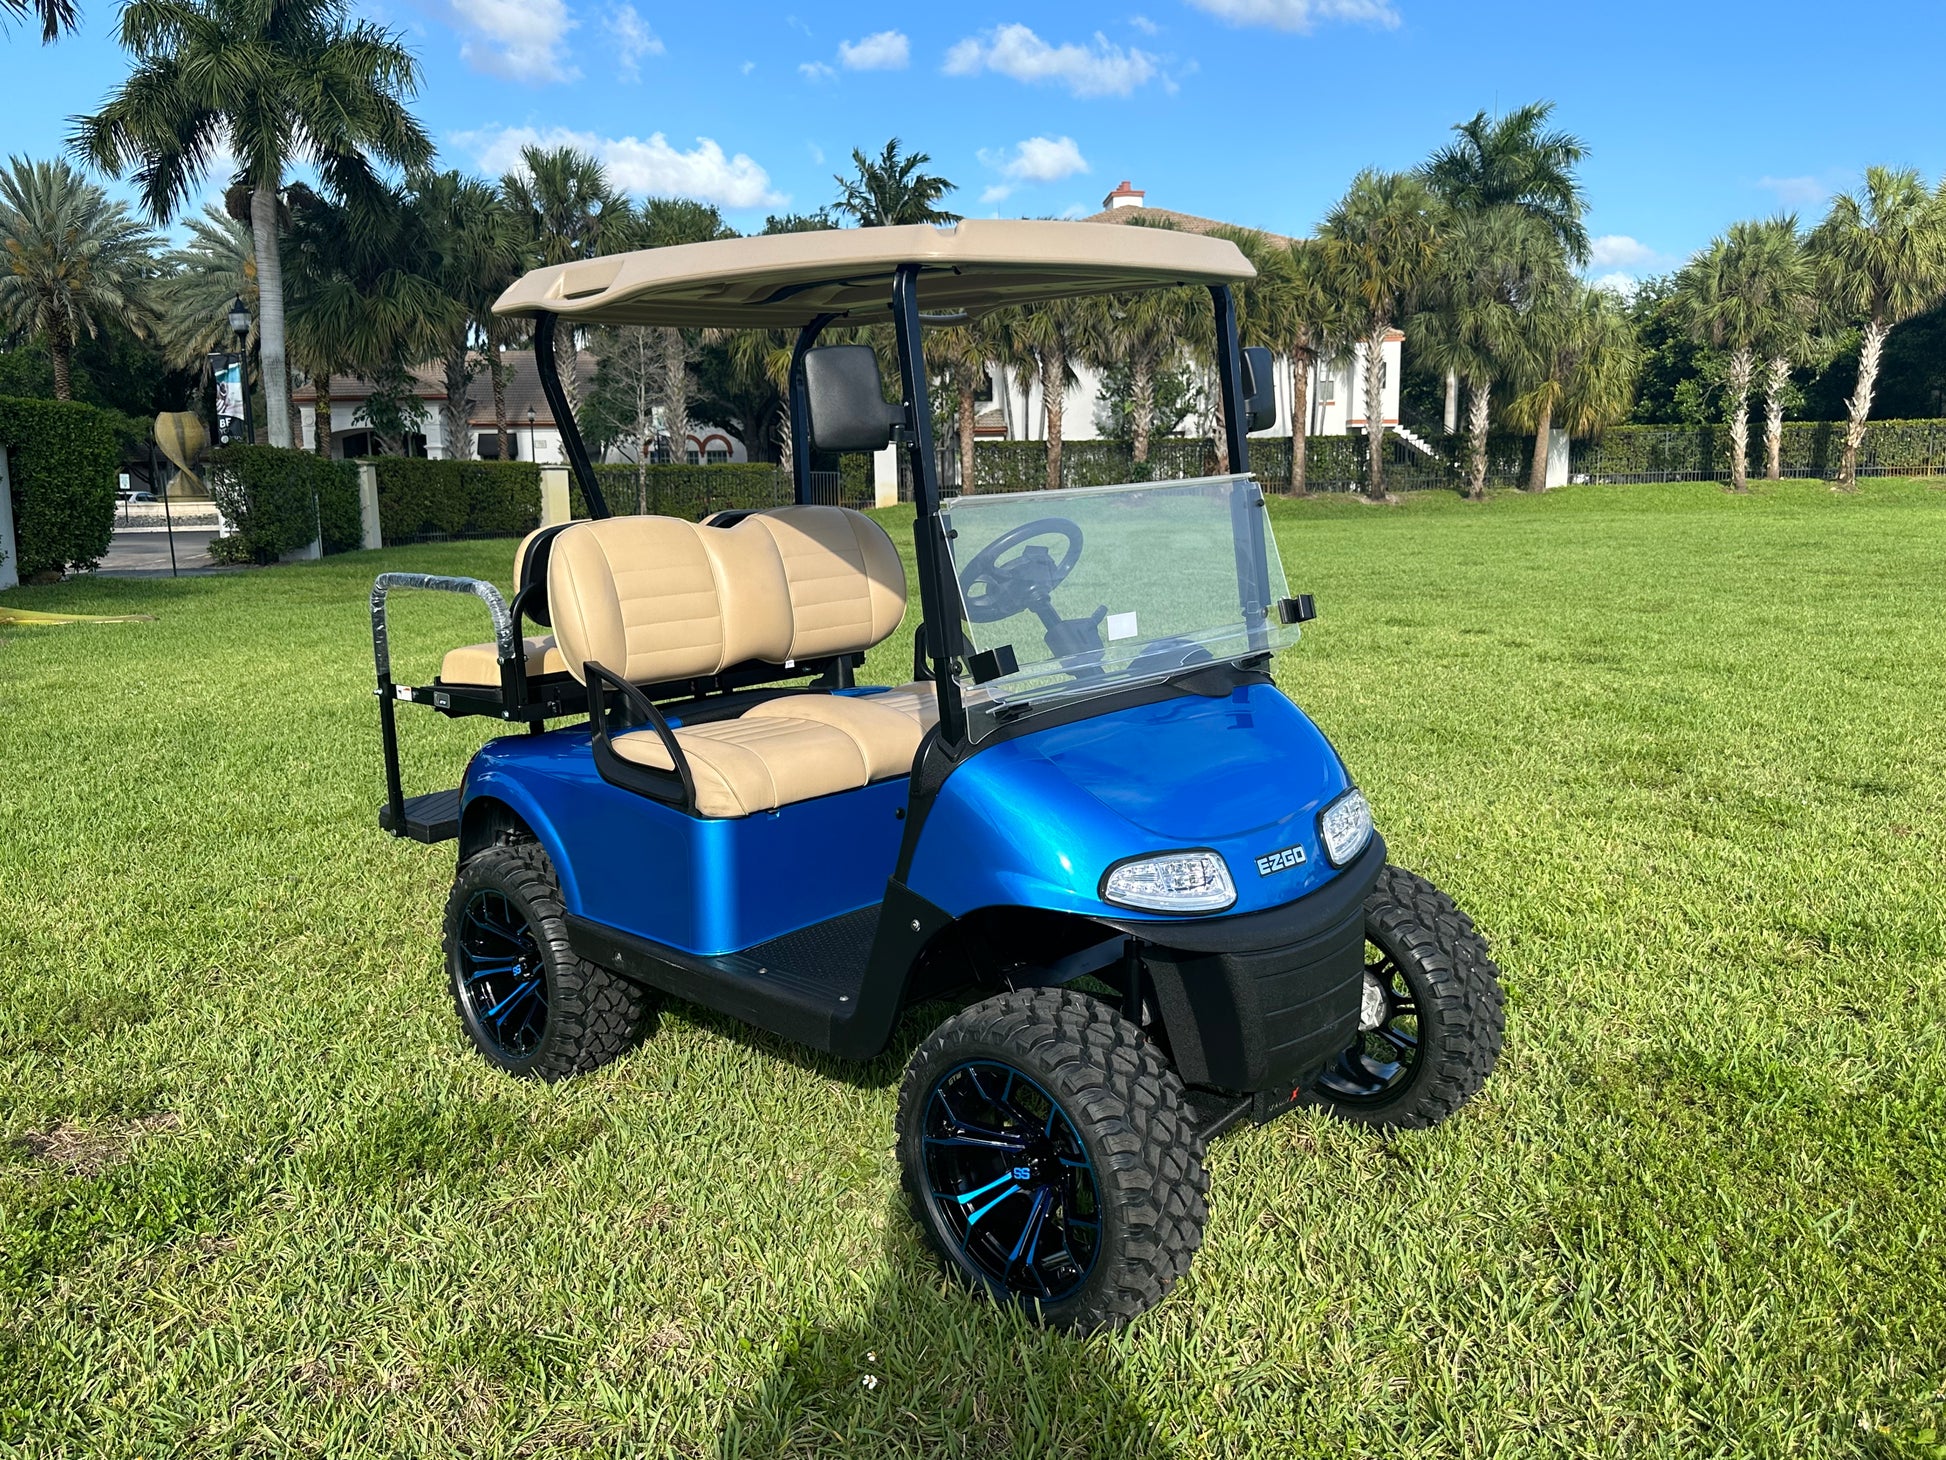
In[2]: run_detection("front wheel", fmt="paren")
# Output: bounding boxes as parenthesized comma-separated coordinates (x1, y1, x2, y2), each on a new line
(1311, 864, 1506, 1129)
(896, 988, 1208, 1333)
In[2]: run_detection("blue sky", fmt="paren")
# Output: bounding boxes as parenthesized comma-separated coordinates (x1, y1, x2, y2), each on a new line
(13, 0, 1946, 289)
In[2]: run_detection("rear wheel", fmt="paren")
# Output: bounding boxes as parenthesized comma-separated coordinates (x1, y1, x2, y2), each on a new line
(896, 988, 1207, 1332)
(443, 844, 653, 1080)
(1311, 865, 1505, 1129)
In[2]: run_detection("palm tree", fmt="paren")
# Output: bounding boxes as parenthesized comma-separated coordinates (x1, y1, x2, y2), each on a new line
(153, 205, 253, 366)
(1081, 286, 1199, 470)
(1679, 219, 1812, 492)
(502, 145, 630, 418)
(1413, 208, 1559, 499)
(1737, 217, 1814, 481)
(413, 171, 522, 462)
(1319, 170, 1442, 499)
(1004, 297, 1099, 490)
(1807, 167, 1946, 489)
(834, 139, 959, 227)
(1278, 240, 1353, 494)
(1502, 284, 1638, 489)
(0, 156, 158, 400)
(928, 317, 999, 490)
(5, 0, 77, 41)
(1207, 226, 1295, 474)
(1419, 100, 1589, 436)
(74, 0, 431, 450)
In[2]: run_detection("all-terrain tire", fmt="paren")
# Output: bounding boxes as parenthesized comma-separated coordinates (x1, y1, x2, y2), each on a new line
(896, 987, 1208, 1333)
(1311, 863, 1505, 1129)
(443, 844, 654, 1081)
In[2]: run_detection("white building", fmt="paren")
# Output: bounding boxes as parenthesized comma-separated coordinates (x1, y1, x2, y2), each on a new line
(979, 182, 1405, 449)
(292, 350, 747, 465)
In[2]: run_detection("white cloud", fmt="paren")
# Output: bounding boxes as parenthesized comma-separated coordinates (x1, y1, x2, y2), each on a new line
(838, 29, 909, 69)
(944, 24, 1159, 98)
(799, 60, 836, 81)
(1759, 174, 1835, 207)
(1185, 0, 1399, 29)
(1129, 13, 1160, 33)
(1587, 234, 1659, 270)
(451, 0, 577, 82)
(978, 134, 1090, 201)
(455, 124, 785, 208)
(740, 59, 756, 74)
(603, 4, 663, 83)
(1591, 271, 1641, 300)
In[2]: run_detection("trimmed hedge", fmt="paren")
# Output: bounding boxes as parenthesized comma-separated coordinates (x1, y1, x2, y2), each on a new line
(372, 458, 541, 544)
(0, 395, 120, 579)
(1574, 419, 1946, 481)
(208, 445, 361, 563)
(580, 463, 790, 521)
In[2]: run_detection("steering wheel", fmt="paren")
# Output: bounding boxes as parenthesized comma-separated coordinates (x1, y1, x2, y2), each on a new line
(956, 518, 1084, 623)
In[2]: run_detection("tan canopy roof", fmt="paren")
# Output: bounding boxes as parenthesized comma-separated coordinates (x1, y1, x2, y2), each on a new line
(491, 219, 1255, 329)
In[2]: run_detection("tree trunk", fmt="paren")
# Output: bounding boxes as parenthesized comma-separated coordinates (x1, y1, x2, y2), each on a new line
(1466, 378, 1491, 500)
(490, 338, 511, 462)
(1131, 354, 1155, 465)
(443, 338, 474, 461)
(1443, 368, 1458, 433)
(49, 330, 72, 401)
(1289, 340, 1311, 495)
(1362, 324, 1387, 498)
(1724, 347, 1754, 493)
(660, 328, 688, 459)
(1043, 344, 1065, 491)
(1525, 396, 1553, 493)
(315, 375, 332, 456)
(1762, 355, 1789, 481)
(1838, 318, 1886, 491)
(250, 181, 294, 449)
(958, 379, 976, 493)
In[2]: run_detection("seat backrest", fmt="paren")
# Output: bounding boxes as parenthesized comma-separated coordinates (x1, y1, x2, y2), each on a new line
(512, 523, 573, 627)
(547, 506, 905, 685)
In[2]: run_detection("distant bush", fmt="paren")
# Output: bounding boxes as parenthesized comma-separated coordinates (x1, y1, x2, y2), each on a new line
(582, 462, 788, 519)
(370, 458, 540, 543)
(0, 395, 121, 580)
(208, 445, 361, 562)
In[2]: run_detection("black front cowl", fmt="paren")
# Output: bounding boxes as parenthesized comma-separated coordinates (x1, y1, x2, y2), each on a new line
(1112, 834, 1386, 1094)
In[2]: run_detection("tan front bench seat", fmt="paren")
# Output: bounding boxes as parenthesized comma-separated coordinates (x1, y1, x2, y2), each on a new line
(547, 506, 934, 817)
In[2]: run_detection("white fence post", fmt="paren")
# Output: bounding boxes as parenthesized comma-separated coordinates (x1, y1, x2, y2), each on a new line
(0, 445, 17, 591)
(540, 465, 571, 526)
(357, 460, 383, 550)
(872, 444, 900, 508)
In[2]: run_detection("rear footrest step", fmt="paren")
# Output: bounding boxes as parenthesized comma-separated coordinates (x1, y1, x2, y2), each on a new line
(380, 788, 461, 843)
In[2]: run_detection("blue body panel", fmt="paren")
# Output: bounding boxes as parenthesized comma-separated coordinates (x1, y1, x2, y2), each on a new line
(460, 681, 1351, 955)
(905, 682, 1352, 922)
(463, 727, 908, 956)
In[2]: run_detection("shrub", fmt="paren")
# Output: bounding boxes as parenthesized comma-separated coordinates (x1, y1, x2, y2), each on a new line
(207, 445, 362, 562)
(579, 463, 788, 520)
(370, 458, 540, 543)
(0, 395, 121, 579)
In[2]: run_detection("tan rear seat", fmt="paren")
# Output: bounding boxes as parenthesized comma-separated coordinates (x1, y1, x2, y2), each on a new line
(548, 507, 933, 817)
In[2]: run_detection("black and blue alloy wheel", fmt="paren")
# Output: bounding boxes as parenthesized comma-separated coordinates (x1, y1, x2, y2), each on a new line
(454, 888, 550, 1057)
(920, 1059, 1102, 1302)
(897, 988, 1208, 1332)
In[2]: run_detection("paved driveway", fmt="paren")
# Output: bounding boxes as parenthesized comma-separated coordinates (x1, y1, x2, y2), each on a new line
(93, 524, 228, 577)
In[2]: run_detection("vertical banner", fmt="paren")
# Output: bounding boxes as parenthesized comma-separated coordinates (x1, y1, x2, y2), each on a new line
(210, 352, 246, 444)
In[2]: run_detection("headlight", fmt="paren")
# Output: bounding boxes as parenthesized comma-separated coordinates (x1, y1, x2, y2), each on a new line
(1101, 851, 1236, 914)
(1318, 788, 1373, 867)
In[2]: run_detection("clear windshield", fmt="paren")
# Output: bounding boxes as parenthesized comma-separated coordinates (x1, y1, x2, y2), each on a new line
(942, 474, 1298, 740)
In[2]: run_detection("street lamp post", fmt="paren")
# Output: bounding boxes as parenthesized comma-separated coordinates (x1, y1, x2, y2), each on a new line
(227, 296, 255, 445)
(527, 405, 537, 465)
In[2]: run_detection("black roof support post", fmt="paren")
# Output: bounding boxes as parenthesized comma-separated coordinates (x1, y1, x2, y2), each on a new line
(891, 264, 966, 744)
(788, 313, 835, 505)
(533, 311, 610, 520)
(1210, 284, 1271, 652)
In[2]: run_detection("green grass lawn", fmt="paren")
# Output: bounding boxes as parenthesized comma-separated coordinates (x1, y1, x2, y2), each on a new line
(4, 479, 1945, 1458)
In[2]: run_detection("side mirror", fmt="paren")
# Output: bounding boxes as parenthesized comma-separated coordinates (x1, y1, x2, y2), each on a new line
(803, 345, 907, 453)
(1240, 346, 1277, 434)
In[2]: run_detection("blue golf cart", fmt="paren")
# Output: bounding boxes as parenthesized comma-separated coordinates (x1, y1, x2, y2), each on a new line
(371, 222, 1505, 1330)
